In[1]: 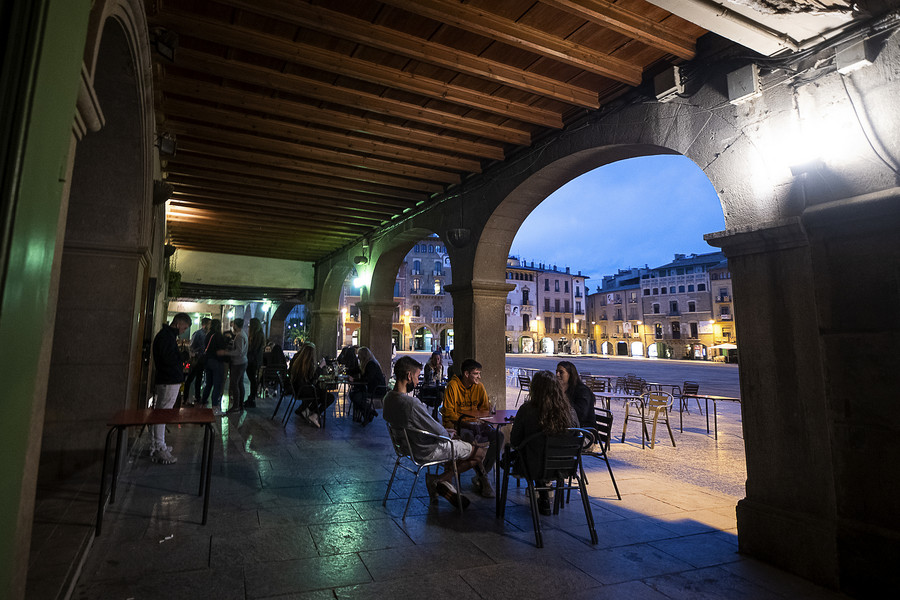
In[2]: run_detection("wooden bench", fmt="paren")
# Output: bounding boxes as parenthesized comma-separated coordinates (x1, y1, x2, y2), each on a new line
(95, 408, 216, 535)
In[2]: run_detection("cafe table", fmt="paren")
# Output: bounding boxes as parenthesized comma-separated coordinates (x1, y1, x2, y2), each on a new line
(681, 393, 741, 439)
(460, 409, 517, 516)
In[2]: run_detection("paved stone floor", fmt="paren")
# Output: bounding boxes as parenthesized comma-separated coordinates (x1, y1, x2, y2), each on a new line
(34, 384, 848, 599)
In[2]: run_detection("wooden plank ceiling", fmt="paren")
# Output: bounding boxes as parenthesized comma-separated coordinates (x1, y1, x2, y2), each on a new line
(149, 0, 707, 262)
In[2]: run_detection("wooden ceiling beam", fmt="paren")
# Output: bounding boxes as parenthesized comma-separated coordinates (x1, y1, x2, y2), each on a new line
(156, 11, 564, 128)
(166, 119, 462, 185)
(171, 48, 533, 146)
(215, 0, 600, 109)
(162, 98, 483, 173)
(377, 0, 643, 84)
(166, 178, 391, 222)
(162, 77, 506, 161)
(164, 165, 415, 213)
(166, 202, 371, 235)
(171, 141, 446, 194)
(542, 0, 696, 59)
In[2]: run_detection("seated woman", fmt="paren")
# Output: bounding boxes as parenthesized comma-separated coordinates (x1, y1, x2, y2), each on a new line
(509, 370, 577, 515)
(336, 345, 361, 379)
(288, 342, 335, 428)
(556, 360, 595, 428)
(419, 351, 444, 416)
(348, 346, 386, 425)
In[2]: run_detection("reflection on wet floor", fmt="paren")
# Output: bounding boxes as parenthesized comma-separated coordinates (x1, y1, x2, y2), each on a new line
(30, 385, 847, 599)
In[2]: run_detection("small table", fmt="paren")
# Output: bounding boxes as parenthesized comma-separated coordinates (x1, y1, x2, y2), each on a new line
(96, 408, 216, 535)
(682, 394, 741, 439)
(462, 409, 517, 517)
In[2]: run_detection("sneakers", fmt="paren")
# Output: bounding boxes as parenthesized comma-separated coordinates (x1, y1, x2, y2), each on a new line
(425, 473, 439, 503)
(149, 444, 173, 457)
(308, 412, 321, 428)
(152, 448, 177, 465)
(436, 481, 471, 509)
(472, 474, 495, 498)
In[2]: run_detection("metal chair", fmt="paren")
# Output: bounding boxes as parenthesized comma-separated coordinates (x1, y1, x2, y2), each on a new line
(582, 408, 621, 499)
(383, 424, 464, 519)
(679, 381, 703, 414)
(269, 370, 294, 421)
(515, 372, 531, 406)
(352, 384, 387, 425)
(622, 391, 676, 449)
(499, 428, 598, 548)
(584, 376, 610, 410)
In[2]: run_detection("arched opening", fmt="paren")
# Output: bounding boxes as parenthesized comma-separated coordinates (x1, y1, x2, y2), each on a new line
(42, 16, 153, 481)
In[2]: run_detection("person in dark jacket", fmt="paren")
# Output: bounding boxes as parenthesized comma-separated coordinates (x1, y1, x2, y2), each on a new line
(200, 319, 227, 411)
(556, 361, 594, 428)
(349, 346, 386, 425)
(245, 318, 265, 407)
(150, 312, 191, 464)
(510, 370, 577, 514)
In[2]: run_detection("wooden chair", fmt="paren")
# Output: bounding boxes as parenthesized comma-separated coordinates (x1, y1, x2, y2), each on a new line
(622, 391, 676, 449)
(383, 424, 464, 519)
(680, 381, 703, 414)
(499, 428, 597, 548)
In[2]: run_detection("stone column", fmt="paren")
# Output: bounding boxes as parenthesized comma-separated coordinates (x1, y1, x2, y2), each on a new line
(309, 308, 341, 360)
(446, 280, 514, 406)
(708, 218, 839, 587)
(357, 300, 397, 374)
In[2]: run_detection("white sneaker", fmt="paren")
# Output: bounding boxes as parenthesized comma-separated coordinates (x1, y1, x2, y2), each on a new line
(308, 412, 321, 428)
(153, 448, 177, 465)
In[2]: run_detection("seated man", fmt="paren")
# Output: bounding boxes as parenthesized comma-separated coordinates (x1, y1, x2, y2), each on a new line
(442, 358, 504, 498)
(383, 356, 486, 508)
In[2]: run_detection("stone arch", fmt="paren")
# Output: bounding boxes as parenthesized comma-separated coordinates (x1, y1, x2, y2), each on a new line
(42, 1, 157, 480)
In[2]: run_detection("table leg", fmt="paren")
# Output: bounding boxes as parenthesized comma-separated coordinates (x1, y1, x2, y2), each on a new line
(199, 424, 210, 496)
(705, 398, 711, 434)
(494, 428, 502, 518)
(95, 427, 117, 536)
(713, 400, 718, 440)
(110, 426, 125, 503)
(202, 424, 214, 525)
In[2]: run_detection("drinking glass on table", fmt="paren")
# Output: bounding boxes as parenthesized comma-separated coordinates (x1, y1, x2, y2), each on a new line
(489, 396, 497, 415)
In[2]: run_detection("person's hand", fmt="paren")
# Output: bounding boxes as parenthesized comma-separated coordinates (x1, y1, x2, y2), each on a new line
(217, 349, 226, 356)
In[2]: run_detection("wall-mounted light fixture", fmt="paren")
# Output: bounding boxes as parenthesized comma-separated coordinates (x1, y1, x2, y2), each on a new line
(157, 132, 177, 157)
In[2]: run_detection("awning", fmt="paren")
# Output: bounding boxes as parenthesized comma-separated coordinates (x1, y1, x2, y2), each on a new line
(711, 343, 738, 350)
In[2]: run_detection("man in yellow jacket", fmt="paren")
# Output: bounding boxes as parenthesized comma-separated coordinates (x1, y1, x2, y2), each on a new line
(441, 358, 502, 497)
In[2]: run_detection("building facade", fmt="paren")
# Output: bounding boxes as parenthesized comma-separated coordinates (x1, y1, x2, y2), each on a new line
(587, 268, 646, 357)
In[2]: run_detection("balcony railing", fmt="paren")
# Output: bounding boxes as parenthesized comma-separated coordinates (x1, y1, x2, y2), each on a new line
(716, 295, 732, 302)
(719, 314, 733, 320)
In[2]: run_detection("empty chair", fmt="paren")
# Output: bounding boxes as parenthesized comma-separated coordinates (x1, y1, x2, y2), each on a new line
(623, 376, 645, 396)
(269, 370, 294, 421)
(383, 424, 463, 519)
(584, 376, 610, 410)
(515, 373, 531, 406)
(621, 391, 676, 449)
(583, 407, 621, 499)
(680, 381, 703, 414)
(500, 428, 597, 548)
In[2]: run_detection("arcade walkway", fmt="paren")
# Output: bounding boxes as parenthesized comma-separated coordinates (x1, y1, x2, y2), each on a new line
(37, 390, 846, 599)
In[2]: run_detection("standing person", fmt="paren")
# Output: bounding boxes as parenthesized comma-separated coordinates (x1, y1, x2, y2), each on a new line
(349, 346, 386, 425)
(245, 317, 265, 407)
(220, 318, 248, 413)
(510, 370, 577, 515)
(289, 343, 334, 428)
(383, 356, 486, 508)
(150, 312, 192, 464)
(442, 358, 502, 497)
(183, 317, 210, 405)
(556, 361, 594, 428)
(200, 319, 227, 411)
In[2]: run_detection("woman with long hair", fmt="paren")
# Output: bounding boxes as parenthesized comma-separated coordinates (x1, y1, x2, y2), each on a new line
(349, 346, 386, 425)
(245, 318, 265, 407)
(423, 351, 444, 385)
(510, 370, 577, 514)
(200, 319, 227, 411)
(556, 361, 594, 428)
(288, 343, 333, 428)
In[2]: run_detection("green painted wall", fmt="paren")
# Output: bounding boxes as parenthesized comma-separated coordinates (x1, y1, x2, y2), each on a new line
(0, 0, 91, 596)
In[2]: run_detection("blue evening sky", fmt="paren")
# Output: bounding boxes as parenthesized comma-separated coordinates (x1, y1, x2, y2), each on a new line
(509, 155, 725, 292)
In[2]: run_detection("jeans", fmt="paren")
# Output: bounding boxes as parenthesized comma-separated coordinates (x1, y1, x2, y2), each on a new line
(183, 357, 205, 401)
(151, 384, 180, 451)
(229, 362, 247, 409)
(246, 360, 259, 402)
(201, 358, 225, 408)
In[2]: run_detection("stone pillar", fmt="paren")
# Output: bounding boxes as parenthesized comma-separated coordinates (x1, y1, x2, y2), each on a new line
(446, 281, 514, 406)
(357, 300, 397, 375)
(309, 308, 341, 360)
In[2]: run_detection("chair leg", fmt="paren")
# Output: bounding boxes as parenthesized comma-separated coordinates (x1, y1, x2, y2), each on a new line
(270, 391, 285, 420)
(649, 411, 659, 449)
(621, 404, 630, 443)
(526, 483, 543, 548)
(451, 461, 463, 515)
(403, 470, 420, 520)
(664, 411, 676, 447)
(499, 460, 510, 518)
(383, 459, 401, 506)
(577, 465, 598, 544)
